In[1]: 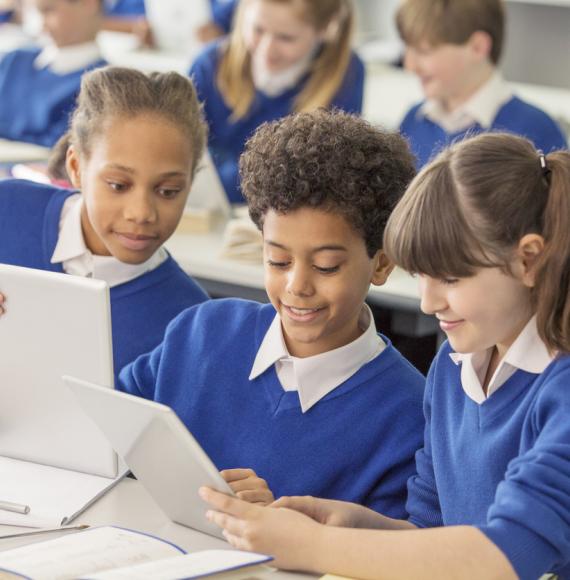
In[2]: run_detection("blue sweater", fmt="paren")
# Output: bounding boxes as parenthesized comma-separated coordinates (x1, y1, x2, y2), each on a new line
(104, 0, 146, 16)
(401, 96, 568, 168)
(407, 342, 570, 579)
(189, 41, 365, 202)
(211, 0, 237, 32)
(0, 47, 106, 147)
(0, 179, 209, 377)
(118, 298, 425, 517)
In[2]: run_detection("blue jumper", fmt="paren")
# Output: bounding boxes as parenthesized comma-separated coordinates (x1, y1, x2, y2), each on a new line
(0, 179, 209, 377)
(407, 342, 570, 579)
(211, 0, 237, 32)
(401, 96, 568, 168)
(118, 298, 425, 518)
(189, 41, 365, 202)
(104, 0, 146, 16)
(0, 47, 106, 147)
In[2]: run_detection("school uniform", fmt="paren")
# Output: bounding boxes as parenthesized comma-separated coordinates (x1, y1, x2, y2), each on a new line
(189, 40, 365, 203)
(0, 42, 106, 147)
(210, 0, 237, 33)
(406, 317, 570, 579)
(400, 73, 568, 168)
(104, 0, 146, 16)
(118, 298, 425, 517)
(0, 179, 209, 377)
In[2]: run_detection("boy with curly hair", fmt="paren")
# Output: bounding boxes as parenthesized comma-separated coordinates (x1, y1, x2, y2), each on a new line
(118, 109, 425, 518)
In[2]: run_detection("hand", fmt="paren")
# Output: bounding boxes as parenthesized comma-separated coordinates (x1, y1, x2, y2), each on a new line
(196, 22, 225, 43)
(132, 18, 154, 48)
(200, 487, 323, 572)
(271, 495, 370, 528)
(220, 468, 275, 506)
(0, 293, 5, 316)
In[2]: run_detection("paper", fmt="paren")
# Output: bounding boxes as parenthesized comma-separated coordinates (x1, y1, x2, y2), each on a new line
(0, 457, 126, 528)
(0, 138, 50, 163)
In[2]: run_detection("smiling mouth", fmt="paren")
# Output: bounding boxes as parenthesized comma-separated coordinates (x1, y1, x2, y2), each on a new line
(282, 304, 325, 322)
(114, 232, 158, 251)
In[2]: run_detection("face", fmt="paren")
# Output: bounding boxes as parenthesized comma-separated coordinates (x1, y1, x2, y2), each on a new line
(419, 267, 533, 358)
(66, 114, 194, 265)
(34, 0, 99, 47)
(403, 40, 483, 109)
(263, 207, 392, 358)
(242, 0, 322, 72)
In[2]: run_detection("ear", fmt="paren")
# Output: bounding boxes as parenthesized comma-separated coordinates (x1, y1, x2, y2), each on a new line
(370, 250, 395, 287)
(515, 233, 545, 288)
(65, 145, 82, 189)
(468, 30, 493, 62)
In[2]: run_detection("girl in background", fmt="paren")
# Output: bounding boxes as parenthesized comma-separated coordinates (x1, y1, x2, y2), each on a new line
(201, 132, 570, 580)
(0, 66, 209, 376)
(189, 0, 364, 203)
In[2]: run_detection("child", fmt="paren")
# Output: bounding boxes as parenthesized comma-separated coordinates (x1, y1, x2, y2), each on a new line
(201, 132, 570, 579)
(189, 0, 365, 203)
(118, 109, 425, 516)
(0, 0, 107, 147)
(397, 0, 567, 168)
(0, 66, 209, 377)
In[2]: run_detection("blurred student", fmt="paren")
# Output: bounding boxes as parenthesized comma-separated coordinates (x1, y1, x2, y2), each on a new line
(0, 0, 106, 147)
(118, 110, 424, 515)
(0, 67, 209, 376)
(202, 132, 570, 580)
(189, 0, 364, 203)
(397, 0, 567, 168)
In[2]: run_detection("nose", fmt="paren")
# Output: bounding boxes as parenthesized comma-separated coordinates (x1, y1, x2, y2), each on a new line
(257, 34, 279, 65)
(124, 190, 158, 224)
(419, 276, 446, 315)
(403, 47, 418, 73)
(286, 264, 315, 297)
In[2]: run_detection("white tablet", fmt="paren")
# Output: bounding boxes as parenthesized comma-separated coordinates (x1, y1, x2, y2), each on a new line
(0, 264, 117, 477)
(64, 376, 235, 540)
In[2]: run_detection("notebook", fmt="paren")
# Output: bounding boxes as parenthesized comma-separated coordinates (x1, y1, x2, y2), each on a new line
(0, 264, 116, 477)
(65, 376, 236, 540)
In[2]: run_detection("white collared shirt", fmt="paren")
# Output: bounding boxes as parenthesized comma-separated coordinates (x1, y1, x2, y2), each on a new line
(51, 194, 167, 287)
(249, 304, 385, 413)
(34, 41, 102, 74)
(419, 72, 513, 134)
(449, 316, 554, 404)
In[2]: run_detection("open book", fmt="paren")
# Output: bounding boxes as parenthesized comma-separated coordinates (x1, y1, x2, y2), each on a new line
(0, 526, 273, 579)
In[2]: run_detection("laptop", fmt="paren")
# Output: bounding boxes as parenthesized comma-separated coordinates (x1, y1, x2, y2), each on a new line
(0, 264, 117, 477)
(144, 0, 212, 56)
(64, 376, 235, 540)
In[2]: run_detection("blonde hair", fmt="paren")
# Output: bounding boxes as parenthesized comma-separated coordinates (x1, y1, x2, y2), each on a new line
(384, 133, 570, 353)
(217, 0, 354, 120)
(396, 0, 505, 65)
(60, 66, 207, 176)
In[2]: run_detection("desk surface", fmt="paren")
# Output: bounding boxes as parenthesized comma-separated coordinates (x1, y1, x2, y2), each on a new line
(0, 478, 315, 580)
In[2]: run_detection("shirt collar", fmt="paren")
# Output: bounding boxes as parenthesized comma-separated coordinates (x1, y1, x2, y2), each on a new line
(34, 41, 102, 74)
(419, 72, 513, 133)
(449, 316, 554, 404)
(51, 194, 167, 287)
(250, 304, 385, 413)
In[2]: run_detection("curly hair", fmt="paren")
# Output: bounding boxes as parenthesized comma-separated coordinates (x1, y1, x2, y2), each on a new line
(240, 109, 416, 257)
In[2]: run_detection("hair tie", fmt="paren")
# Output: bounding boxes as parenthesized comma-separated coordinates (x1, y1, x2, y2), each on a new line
(538, 152, 551, 179)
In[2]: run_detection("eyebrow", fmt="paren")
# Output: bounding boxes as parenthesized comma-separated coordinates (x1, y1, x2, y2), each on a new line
(265, 240, 348, 253)
(105, 164, 188, 178)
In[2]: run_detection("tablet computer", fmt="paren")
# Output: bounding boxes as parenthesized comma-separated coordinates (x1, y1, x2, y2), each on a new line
(64, 376, 235, 540)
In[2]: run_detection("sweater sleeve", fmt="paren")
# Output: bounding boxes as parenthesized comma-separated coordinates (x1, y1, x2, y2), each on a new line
(405, 355, 445, 528)
(478, 362, 570, 580)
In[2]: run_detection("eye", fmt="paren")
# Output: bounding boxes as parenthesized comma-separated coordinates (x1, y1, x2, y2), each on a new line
(157, 187, 182, 200)
(314, 265, 340, 274)
(267, 259, 290, 269)
(107, 181, 128, 193)
(441, 277, 459, 286)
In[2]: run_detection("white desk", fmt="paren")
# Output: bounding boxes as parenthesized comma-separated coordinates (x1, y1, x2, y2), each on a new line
(0, 478, 315, 580)
(166, 224, 439, 338)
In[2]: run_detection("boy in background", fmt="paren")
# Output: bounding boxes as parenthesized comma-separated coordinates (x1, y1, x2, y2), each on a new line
(397, 0, 567, 168)
(0, 0, 106, 147)
(118, 109, 425, 517)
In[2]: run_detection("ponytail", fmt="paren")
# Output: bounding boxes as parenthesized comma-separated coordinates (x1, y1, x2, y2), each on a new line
(533, 151, 570, 353)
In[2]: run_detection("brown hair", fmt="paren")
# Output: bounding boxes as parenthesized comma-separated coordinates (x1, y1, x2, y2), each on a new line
(384, 132, 570, 353)
(396, 0, 505, 65)
(217, 0, 354, 120)
(240, 109, 416, 257)
(63, 66, 207, 173)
